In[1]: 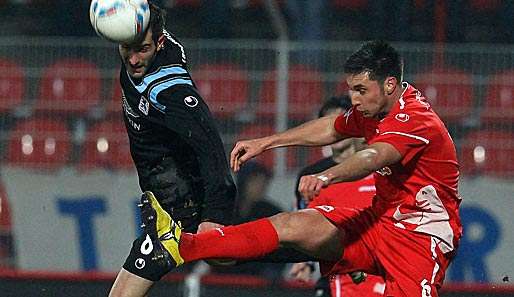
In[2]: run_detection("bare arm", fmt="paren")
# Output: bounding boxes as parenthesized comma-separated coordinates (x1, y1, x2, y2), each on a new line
(298, 142, 402, 201)
(231, 115, 342, 171)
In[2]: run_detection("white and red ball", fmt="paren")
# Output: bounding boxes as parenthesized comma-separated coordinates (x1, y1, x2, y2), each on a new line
(89, 0, 150, 43)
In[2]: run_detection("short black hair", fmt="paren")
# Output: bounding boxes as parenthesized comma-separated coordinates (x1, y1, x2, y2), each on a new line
(318, 95, 352, 118)
(344, 40, 403, 83)
(148, 1, 166, 44)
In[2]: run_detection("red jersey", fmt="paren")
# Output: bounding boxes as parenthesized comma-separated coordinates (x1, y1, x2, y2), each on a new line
(309, 174, 375, 210)
(333, 82, 462, 254)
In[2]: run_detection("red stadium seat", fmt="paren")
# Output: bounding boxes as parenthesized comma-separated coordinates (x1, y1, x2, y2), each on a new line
(35, 58, 101, 115)
(79, 119, 134, 171)
(480, 70, 514, 125)
(106, 75, 123, 116)
(460, 129, 514, 177)
(236, 124, 298, 171)
(6, 118, 72, 169)
(0, 57, 25, 114)
(334, 74, 350, 97)
(414, 67, 474, 124)
(0, 182, 10, 231)
(194, 63, 250, 119)
(256, 64, 324, 121)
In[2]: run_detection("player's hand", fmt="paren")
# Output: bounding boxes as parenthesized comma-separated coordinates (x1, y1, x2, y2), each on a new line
(289, 262, 315, 282)
(230, 138, 267, 172)
(298, 174, 330, 202)
(197, 222, 237, 266)
(197, 221, 223, 233)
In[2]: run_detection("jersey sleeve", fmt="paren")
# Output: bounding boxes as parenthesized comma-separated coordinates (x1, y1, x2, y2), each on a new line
(333, 108, 366, 137)
(370, 112, 430, 166)
(151, 85, 236, 225)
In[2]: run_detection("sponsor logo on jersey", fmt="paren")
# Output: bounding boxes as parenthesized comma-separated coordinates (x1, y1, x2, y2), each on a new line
(127, 117, 141, 131)
(139, 96, 149, 115)
(184, 96, 198, 107)
(395, 113, 410, 122)
(135, 258, 146, 269)
(376, 166, 392, 176)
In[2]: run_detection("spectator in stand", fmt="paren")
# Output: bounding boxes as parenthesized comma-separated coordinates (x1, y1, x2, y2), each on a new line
(213, 161, 285, 279)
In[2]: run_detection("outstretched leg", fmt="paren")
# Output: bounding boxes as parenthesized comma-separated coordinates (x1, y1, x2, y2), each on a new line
(141, 191, 344, 268)
(109, 268, 153, 297)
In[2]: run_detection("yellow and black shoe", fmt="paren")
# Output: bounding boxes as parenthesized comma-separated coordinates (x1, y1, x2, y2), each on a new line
(140, 191, 184, 269)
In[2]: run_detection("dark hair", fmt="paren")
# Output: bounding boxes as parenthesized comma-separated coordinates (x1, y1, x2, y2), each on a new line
(344, 40, 403, 83)
(148, 1, 166, 44)
(318, 95, 352, 118)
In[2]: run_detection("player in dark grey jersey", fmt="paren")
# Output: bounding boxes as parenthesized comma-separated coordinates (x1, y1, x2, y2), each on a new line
(109, 2, 236, 296)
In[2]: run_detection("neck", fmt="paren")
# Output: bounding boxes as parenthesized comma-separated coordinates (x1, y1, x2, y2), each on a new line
(377, 83, 406, 119)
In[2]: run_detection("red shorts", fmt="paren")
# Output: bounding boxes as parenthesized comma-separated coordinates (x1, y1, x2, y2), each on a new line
(330, 273, 385, 297)
(313, 205, 453, 297)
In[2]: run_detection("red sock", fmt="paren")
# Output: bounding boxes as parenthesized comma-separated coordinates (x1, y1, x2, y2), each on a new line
(179, 218, 279, 262)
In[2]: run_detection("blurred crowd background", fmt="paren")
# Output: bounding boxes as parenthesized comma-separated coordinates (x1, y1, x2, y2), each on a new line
(2, 0, 514, 44)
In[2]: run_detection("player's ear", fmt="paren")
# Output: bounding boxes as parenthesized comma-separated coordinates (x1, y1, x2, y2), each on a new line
(157, 34, 165, 51)
(384, 77, 397, 95)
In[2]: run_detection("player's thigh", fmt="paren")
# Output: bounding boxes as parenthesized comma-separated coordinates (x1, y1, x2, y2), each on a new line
(379, 227, 451, 297)
(269, 209, 343, 261)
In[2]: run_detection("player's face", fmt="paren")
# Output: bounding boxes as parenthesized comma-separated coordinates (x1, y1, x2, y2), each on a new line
(346, 71, 389, 118)
(119, 30, 157, 78)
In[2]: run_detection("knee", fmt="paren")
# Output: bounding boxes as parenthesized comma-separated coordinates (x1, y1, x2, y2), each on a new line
(270, 210, 338, 245)
(269, 212, 303, 242)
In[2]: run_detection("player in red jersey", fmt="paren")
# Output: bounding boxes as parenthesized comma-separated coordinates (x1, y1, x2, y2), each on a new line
(290, 95, 385, 297)
(131, 40, 462, 297)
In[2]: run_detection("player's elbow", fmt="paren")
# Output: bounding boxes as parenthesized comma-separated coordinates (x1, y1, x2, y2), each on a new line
(357, 148, 382, 173)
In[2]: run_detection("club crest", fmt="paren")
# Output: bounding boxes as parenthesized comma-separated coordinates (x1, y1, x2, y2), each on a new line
(395, 113, 410, 122)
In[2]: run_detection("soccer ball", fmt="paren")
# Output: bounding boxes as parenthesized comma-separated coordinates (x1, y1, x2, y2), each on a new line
(89, 0, 150, 43)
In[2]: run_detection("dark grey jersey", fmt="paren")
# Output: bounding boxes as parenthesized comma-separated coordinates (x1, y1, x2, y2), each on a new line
(118, 30, 235, 227)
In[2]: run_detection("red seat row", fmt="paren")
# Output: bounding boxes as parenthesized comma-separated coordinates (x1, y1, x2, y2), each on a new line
(5, 118, 133, 171)
(0, 57, 101, 116)
(413, 66, 514, 126)
(195, 63, 323, 121)
(3, 57, 514, 125)
(460, 129, 514, 177)
(3, 117, 513, 176)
